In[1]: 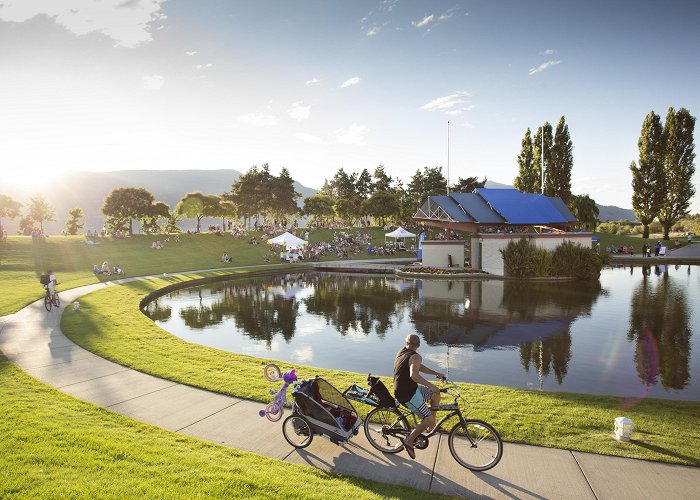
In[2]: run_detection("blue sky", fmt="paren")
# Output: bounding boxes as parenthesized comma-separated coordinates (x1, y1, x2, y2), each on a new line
(1, 0, 698, 211)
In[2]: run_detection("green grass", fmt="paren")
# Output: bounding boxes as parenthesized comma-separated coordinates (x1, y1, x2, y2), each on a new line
(0, 353, 440, 499)
(593, 231, 693, 255)
(0, 229, 407, 316)
(59, 276, 700, 466)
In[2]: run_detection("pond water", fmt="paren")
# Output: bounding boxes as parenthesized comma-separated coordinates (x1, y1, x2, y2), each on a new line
(143, 265, 700, 401)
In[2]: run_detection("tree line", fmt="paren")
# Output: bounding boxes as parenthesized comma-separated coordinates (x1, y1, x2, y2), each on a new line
(630, 107, 696, 239)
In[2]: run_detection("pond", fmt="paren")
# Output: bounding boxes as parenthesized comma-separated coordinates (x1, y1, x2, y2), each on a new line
(143, 265, 700, 401)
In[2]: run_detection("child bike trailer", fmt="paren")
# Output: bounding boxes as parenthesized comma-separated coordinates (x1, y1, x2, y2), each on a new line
(282, 376, 362, 448)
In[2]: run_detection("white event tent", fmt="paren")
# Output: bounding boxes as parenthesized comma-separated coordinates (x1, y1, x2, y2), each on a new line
(267, 231, 308, 249)
(385, 227, 416, 248)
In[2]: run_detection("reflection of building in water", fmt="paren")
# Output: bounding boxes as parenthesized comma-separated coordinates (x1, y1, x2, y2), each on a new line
(414, 279, 602, 384)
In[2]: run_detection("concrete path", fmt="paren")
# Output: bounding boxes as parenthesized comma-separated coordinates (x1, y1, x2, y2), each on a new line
(1, 273, 698, 499)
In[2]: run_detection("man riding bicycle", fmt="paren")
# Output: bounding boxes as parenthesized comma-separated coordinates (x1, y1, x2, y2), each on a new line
(393, 333, 445, 459)
(44, 269, 58, 298)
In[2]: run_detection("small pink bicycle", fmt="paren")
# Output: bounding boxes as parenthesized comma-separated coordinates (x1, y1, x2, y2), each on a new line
(259, 364, 297, 422)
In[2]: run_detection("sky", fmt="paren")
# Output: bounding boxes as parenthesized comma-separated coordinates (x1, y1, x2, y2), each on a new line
(1, 0, 699, 212)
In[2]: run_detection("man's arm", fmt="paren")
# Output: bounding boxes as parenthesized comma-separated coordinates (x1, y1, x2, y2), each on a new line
(409, 354, 438, 393)
(419, 363, 445, 380)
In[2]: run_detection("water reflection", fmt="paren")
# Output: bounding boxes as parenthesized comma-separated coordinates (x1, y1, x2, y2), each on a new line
(628, 265, 691, 390)
(142, 268, 700, 400)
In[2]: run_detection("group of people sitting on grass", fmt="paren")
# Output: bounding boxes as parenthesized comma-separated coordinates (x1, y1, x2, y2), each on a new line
(220, 252, 231, 263)
(92, 261, 124, 276)
(609, 245, 635, 255)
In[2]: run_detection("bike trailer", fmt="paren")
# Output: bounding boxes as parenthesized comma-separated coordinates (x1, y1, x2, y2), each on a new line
(291, 377, 361, 444)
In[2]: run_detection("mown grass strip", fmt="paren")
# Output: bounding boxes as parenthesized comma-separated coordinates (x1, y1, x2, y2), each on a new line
(61, 272, 700, 466)
(0, 353, 442, 499)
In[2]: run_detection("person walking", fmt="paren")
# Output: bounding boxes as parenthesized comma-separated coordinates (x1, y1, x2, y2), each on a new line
(393, 334, 445, 459)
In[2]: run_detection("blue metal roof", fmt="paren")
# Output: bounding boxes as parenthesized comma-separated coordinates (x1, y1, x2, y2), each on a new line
(548, 197, 578, 223)
(449, 192, 506, 223)
(474, 188, 570, 224)
(429, 196, 474, 222)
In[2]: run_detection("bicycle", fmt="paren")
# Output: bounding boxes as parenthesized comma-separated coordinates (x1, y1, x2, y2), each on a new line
(361, 379, 503, 471)
(44, 286, 60, 311)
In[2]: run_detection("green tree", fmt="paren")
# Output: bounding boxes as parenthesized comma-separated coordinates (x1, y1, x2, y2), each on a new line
(658, 107, 696, 240)
(269, 168, 300, 221)
(408, 166, 447, 206)
(569, 194, 599, 231)
(451, 176, 487, 193)
(163, 210, 183, 234)
(514, 128, 538, 192)
(631, 111, 666, 238)
(372, 165, 393, 193)
(0, 194, 22, 236)
(102, 187, 155, 236)
(64, 207, 85, 235)
(363, 190, 400, 226)
(227, 164, 273, 226)
(302, 195, 335, 225)
(176, 192, 219, 233)
(331, 168, 361, 224)
(532, 123, 553, 194)
(141, 201, 170, 234)
(18, 215, 38, 236)
(548, 117, 573, 203)
(26, 194, 55, 234)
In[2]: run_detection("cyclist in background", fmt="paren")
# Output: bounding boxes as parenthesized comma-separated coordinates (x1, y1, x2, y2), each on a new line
(45, 269, 58, 300)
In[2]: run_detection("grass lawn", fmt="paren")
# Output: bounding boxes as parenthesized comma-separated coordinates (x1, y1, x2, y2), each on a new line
(592, 231, 694, 255)
(1, 231, 698, 499)
(0, 352, 439, 500)
(0, 228, 409, 316)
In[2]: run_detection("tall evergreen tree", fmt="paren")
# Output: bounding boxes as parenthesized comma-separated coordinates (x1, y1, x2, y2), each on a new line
(630, 111, 666, 238)
(549, 116, 573, 203)
(514, 128, 537, 192)
(531, 123, 552, 193)
(658, 107, 696, 240)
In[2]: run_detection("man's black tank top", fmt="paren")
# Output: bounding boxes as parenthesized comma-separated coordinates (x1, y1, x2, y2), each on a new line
(394, 347, 418, 403)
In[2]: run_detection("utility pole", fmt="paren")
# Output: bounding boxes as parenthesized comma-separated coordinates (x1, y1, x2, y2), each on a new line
(447, 120, 450, 195)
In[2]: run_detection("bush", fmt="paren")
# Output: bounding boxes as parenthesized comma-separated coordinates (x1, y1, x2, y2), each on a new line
(501, 239, 605, 280)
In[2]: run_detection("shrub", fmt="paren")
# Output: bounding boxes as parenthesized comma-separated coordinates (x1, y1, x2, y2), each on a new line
(501, 239, 606, 280)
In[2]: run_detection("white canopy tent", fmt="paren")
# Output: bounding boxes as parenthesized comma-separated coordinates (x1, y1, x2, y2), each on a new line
(267, 231, 308, 249)
(385, 227, 416, 248)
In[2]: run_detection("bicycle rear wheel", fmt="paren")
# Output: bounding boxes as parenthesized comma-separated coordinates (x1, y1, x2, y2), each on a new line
(44, 293, 52, 311)
(363, 407, 410, 454)
(282, 415, 313, 448)
(448, 419, 503, 471)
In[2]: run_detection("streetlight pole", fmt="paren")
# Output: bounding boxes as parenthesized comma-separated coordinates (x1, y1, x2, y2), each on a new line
(447, 120, 450, 195)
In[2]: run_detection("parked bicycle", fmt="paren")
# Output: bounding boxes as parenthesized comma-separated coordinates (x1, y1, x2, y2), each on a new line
(344, 375, 503, 471)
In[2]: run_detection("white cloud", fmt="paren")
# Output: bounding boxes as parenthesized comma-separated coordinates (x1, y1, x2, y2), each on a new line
(543, 48, 557, 55)
(288, 102, 310, 121)
(305, 78, 320, 85)
(529, 60, 561, 75)
(340, 76, 360, 88)
(236, 113, 278, 127)
(185, 51, 197, 56)
(438, 12, 454, 22)
(335, 123, 368, 145)
(366, 26, 380, 36)
(0, 0, 167, 48)
(421, 91, 472, 113)
(412, 14, 434, 28)
(295, 133, 322, 144)
(142, 74, 164, 90)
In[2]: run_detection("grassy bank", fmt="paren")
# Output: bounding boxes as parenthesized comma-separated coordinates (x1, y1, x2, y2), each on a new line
(0, 229, 408, 316)
(0, 353, 438, 499)
(60, 274, 700, 466)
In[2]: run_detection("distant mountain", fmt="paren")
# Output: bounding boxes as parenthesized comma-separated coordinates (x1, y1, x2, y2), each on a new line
(2, 169, 317, 235)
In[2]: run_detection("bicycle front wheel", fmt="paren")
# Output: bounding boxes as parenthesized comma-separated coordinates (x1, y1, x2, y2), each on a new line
(44, 293, 52, 311)
(363, 407, 410, 454)
(448, 419, 503, 471)
(282, 415, 313, 448)
(53, 293, 60, 307)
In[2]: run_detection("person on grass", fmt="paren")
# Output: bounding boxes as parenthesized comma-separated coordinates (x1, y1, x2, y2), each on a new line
(393, 334, 445, 459)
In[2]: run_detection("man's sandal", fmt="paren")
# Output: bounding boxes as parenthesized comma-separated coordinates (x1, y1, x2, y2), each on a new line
(400, 439, 416, 460)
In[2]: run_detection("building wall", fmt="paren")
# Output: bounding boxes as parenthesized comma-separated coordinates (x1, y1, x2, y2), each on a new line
(471, 233, 593, 276)
(421, 240, 466, 267)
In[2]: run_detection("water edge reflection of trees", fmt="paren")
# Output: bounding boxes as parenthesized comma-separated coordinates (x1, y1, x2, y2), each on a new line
(628, 265, 691, 390)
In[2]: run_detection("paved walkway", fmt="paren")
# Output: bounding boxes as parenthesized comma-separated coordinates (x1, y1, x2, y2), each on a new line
(1, 269, 698, 499)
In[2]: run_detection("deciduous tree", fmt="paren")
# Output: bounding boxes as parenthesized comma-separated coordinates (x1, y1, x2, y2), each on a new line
(102, 187, 155, 236)
(26, 194, 55, 234)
